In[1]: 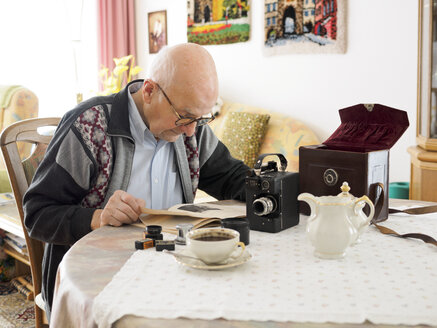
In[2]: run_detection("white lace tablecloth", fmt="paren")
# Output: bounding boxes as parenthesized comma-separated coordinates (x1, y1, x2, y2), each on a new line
(92, 211, 437, 328)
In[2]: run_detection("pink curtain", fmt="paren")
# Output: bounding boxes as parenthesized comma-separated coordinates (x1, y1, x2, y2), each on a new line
(98, 0, 136, 72)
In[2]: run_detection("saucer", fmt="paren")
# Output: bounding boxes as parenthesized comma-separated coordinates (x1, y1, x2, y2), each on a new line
(173, 249, 252, 270)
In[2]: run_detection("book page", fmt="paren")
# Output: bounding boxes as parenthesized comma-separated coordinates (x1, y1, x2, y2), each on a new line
(136, 214, 221, 234)
(140, 199, 246, 219)
(136, 200, 246, 234)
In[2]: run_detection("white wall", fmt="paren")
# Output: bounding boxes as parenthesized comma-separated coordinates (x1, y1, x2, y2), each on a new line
(135, 0, 419, 183)
(0, 0, 98, 118)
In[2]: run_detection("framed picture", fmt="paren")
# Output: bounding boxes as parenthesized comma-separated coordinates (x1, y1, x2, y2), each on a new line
(187, 0, 250, 45)
(148, 10, 167, 54)
(264, 0, 347, 55)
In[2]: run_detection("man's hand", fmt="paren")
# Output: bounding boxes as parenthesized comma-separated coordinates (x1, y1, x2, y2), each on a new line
(91, 190, 146, 230)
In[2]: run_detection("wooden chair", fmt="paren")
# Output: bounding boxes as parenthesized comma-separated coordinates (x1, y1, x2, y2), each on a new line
(0, 117, 60, 328)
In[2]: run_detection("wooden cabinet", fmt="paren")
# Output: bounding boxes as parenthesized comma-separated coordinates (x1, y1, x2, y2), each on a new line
(417, 0, 437, 149)
(409, 0, 437, 200)
(408, 146, 437, 201)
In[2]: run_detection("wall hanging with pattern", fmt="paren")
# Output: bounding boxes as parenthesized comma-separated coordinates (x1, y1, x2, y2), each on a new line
(187, 0, 251, 45)
(264, 0, 346, 55)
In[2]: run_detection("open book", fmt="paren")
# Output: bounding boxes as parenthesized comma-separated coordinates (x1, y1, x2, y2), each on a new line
(136, 200, 246, 234)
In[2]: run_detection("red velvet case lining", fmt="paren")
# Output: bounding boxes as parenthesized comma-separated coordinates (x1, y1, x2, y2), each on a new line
(322, 104, 409, 152)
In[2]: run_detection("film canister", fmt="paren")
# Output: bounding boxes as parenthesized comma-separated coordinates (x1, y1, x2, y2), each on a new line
(221, 218, 250, 245)
(145, 233, 163, 245)
(146, 225, 162, 234)
(135, 238, 154, 250)
(155, 240, 176, 252)
(143, 225, 163, 245)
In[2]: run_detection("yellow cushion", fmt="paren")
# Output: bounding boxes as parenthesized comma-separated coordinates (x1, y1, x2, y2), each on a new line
(212, 102, 320, 172)
(221, 112, 270, 168)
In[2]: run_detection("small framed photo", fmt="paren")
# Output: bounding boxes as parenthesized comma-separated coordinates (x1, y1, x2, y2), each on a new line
(148, 10, 167, 54)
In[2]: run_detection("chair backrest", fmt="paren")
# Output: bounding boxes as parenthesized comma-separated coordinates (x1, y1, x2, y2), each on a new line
(0, 117, 60, 326)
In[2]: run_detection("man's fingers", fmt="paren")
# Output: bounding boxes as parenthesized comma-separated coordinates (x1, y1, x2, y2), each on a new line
(120, 191, 143, 214)
(100, 191, 145, 227)
(107, 216, 123, 227)
(115, 202, 140, 223)
(135, 198, 146, 209)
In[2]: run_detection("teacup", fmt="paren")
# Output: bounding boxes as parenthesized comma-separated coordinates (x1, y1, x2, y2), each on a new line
(186, 228, 245, 265)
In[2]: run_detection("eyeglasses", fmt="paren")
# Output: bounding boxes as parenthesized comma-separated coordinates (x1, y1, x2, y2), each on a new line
(155, 83, 215, 127)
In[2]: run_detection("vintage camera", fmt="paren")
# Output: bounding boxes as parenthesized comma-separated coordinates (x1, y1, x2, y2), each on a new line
(245, 153, 299, 233)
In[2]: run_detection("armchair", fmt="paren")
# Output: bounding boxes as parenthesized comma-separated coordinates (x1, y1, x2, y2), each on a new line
(0, 85, 38, 192)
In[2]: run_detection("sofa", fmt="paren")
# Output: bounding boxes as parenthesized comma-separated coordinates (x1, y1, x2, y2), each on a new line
(210, 101, 320, 171)
(195, 101, 320, 201)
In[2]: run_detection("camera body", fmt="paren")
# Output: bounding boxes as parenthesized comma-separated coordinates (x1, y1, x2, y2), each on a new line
(245, 153, 299, 233)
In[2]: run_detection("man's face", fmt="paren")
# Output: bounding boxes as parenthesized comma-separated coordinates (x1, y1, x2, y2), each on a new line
(145, 82, 216, 142)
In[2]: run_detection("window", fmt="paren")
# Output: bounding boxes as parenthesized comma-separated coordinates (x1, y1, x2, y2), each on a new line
(0, 0, 98, 117)
(266, 3, 270, 12)
(273, 3, 276, 11)
(272, 17, 276, 25)
(267, 17, 271, 26)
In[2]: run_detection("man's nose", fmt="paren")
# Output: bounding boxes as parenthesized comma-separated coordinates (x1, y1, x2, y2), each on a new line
(180, 122, 196, 137)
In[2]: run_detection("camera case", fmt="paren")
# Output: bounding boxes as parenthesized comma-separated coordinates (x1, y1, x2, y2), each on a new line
(245, 153, 299, 233)
(299, 104, 409, 222)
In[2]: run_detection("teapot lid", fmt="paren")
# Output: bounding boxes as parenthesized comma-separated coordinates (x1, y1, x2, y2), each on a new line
(338, 182, 355, 200)
(313, 182, 355, 205)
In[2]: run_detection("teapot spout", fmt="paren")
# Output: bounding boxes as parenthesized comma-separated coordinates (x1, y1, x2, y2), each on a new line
(297, 193, 318, 217)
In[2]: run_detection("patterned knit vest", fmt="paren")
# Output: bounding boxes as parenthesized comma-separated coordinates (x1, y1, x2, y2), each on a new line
(75, 106, 199, 208)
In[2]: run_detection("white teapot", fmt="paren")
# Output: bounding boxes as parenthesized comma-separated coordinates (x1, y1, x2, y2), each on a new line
(298, 182, 374, 259)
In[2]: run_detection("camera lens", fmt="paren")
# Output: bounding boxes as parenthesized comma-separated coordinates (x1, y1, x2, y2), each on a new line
(253, 196, 277, 216)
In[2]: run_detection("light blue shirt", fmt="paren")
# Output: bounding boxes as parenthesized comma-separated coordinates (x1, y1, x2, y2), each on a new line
(126, 84, 183, 209)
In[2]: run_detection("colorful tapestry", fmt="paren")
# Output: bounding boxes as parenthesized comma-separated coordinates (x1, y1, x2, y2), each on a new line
(187, 0, 251, 45)
(264, 0, 346, 55)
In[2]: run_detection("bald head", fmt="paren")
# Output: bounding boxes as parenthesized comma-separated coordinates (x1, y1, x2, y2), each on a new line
(148, 43, 219, 113)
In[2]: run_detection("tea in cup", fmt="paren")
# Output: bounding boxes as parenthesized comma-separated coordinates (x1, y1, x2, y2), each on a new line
(186, 228, 245, 264)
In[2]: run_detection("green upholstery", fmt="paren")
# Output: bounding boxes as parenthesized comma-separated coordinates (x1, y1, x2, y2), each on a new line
(0, 170, 12, 193)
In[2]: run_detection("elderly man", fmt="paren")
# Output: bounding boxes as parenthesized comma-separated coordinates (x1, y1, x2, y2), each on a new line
(23, 43, 248, 317)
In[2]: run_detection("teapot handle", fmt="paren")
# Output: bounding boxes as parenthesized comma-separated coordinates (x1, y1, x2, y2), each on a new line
(354, 196, 375, 227)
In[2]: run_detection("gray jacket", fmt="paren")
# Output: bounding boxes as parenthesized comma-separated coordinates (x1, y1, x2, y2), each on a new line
(23, 80, 248, 316)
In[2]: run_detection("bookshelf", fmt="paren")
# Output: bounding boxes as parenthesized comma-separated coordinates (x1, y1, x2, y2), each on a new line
(0, 202, 23, 238)
(3, 243, 29, 265)
(0, 200, 32, 281)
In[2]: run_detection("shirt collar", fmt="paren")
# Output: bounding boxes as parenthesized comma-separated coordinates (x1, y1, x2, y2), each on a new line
(127, 82, 148, 139)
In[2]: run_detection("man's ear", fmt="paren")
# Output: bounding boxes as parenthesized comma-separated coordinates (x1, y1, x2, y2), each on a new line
(142, 79, 155, 104)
